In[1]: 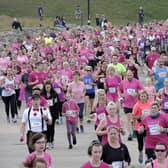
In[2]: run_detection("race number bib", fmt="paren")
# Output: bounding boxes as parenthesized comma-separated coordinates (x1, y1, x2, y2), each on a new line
(86, 84, 92, 89)
(127, 88, 135, 95)
(31, 122, 42, 130)
(112, 161, 123, 168)
(55, 88, 61, 94)
(149, 124, 160, 135)
(81, 56, 85, 59)
(164, 102, 168, 108)
(66, 110, 75, 117)
(158, 72, 166, 77)
(47, 99, 53, 106)
(62, 75, 69, 84)
(89, 56, 94, 60)
(97, 113, 106, 120)
(142, 109, 150, 116)
(109, 87, 116, 93)
(100, 78, 105, 83)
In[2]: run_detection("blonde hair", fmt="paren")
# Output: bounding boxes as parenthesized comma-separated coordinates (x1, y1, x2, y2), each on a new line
(106, 66, 115, 76)
(92, 89, 106, 110)
(138, 89, 149, 100)
(106, 101, 117, 112)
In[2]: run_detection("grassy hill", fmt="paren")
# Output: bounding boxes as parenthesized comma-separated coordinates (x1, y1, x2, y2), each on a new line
(0, 0, 168, 30)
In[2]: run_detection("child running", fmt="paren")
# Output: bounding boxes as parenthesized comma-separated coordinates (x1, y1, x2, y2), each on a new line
(62, 93, 80, 149)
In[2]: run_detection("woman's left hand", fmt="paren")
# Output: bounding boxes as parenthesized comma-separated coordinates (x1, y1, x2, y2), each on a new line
(124, 161, 129, 168)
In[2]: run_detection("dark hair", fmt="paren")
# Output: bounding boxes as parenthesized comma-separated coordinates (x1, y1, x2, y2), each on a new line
(87, 140, 102, 156)
(23, 157, 47, 168)
(15, 66, 21, 74)
(73, 70, 80, 76)
(155, 142, 167, 150)
(31, 133, 46, 149)
(151, 101, 160, 109)
(32, 94, 40, 100)
(33, 158, 47, 167)
(107, 125, 120, 133)
(41, 81, 57, 98)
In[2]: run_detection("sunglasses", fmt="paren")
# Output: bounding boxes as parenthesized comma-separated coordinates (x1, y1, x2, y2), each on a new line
(155, 149, 166, 152)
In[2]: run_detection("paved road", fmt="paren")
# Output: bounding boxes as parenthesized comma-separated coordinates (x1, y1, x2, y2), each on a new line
(0, 100, 144, 168)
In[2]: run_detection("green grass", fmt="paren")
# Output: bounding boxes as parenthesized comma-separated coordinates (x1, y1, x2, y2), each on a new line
(0, 0, 168, 29)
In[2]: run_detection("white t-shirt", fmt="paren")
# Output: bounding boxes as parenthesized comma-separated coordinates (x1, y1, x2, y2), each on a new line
(2, 78, 15, 97)
(21, 107, 52, 132)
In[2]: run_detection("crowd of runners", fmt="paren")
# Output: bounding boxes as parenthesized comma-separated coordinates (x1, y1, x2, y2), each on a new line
(0, 20, 168, 168)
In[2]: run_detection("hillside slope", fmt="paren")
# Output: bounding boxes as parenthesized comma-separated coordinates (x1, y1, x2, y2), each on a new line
(0, 0, 168, 28)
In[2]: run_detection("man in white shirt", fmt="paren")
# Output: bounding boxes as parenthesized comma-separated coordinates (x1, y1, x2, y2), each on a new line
(20, 94, 52, 153)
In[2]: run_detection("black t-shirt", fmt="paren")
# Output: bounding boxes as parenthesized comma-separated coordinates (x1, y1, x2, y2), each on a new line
(102, 142, 131, 165)
(21, 73, 32, 93)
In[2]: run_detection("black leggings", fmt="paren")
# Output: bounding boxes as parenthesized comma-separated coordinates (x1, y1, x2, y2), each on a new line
(47, 117, 56, 143)
(15, 89, 22, 110)
(135, 131, 145, 152)
(2, 94, 17, 119)
(47, 107, 57, 142)
(145, 148, 155, 160)
(58, 102, 63, 117)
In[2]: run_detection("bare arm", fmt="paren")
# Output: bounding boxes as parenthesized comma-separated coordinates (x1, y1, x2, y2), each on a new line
(19, 123, 26, 142)
(144, 162, 152, 168)
(96, 119, 107, 136)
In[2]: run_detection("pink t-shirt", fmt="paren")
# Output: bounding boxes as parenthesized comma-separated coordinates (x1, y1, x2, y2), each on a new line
(61, 69, 73, 82)
(141, 113, 168, 149)
(28, 71, 38, 88)
(146, 53, 160, 69)
(95, 106, 107, 126)
(132, 100, 151, 131)
(153, 159, 168, 168)
(159, 88, 168, 111)
(68, 81, 85, 104)
(77, 48, 89, 56)
(36, 71, 49, 84)
(80, 161, 110, 168)
(15, 74, 22, 89)
(0, 57, 11, 70)
(101, 115, 122, 144)
(120, 78, 144, 108)
(24, 152, 52, 168)
(17, 55, 28, 65)
(62, 100, 80, 124)
(105, 75, 121, 102)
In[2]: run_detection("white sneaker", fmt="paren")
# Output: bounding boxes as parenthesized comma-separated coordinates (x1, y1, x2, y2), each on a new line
(55, 119, 59, 124)
(6, 117, 10, 123)
(138, 152, 143, 164)
(46, 143, 51, 150)
(12, 118, 17, 123)
(50, 142, 54, 149)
